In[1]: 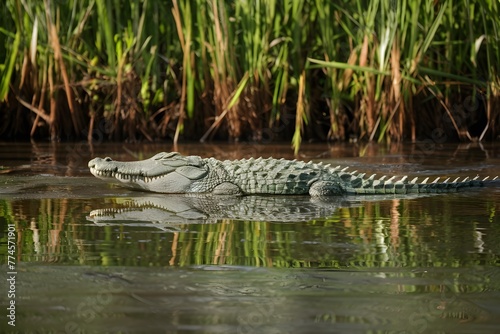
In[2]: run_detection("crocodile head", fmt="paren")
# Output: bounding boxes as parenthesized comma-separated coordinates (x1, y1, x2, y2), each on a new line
(88, 152, 208, 193)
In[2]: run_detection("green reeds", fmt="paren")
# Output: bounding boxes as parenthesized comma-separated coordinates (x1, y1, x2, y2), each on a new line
(1, 0, 499, 150)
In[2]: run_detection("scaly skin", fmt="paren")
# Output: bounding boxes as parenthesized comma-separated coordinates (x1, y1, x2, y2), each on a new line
(88, 152, 497, 196)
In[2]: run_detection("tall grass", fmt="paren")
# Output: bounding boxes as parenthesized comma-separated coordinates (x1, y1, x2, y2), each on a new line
(0, 0, 499, 151)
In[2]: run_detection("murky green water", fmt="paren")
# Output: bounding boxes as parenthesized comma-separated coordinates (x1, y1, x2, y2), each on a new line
(1, 142, 500, 333)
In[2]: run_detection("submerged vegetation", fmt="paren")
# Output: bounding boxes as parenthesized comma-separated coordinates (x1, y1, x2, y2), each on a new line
(1, 0, 499, 151)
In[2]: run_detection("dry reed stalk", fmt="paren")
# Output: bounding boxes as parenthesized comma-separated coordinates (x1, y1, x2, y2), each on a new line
(389, 39, 403, 140)
(48, 57, 57, 140)
(293, 70, 307, 155)
(45, 0, 82, 135)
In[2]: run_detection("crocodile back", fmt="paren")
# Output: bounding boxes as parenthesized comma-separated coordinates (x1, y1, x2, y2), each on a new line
(218, 157, 336, 195)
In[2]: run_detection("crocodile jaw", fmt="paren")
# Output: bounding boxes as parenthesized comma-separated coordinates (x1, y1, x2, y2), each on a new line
(88, 152, 209, 193)
(88, 162, 174, 191)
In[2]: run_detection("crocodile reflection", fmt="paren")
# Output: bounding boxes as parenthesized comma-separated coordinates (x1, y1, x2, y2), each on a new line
(87, 194, 371, 231)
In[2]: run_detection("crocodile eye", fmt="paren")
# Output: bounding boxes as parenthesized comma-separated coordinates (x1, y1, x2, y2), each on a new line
(104, 157, 113, 162)
(163, 152, 181, 159)
(153, 152, 180, 160)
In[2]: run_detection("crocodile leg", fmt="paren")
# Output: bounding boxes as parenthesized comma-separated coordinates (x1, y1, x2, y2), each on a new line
(212, 182, 242, 195)
(309, 181, 344, 196)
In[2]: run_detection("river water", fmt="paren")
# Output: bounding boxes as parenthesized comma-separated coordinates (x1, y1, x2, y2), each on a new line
(1, 141, 500, 333)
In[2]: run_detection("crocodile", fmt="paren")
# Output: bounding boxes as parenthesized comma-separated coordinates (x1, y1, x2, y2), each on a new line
(88, 152, 497, 196)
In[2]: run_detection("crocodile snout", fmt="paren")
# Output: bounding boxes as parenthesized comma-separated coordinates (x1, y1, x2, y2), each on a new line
(88, 158, 97, 168)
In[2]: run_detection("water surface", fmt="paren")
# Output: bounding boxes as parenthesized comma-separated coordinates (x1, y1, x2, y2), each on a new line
(1, 142, 500, 333)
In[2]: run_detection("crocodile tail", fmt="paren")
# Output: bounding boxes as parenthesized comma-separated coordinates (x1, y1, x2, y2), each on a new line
(342, 173, 498, 195)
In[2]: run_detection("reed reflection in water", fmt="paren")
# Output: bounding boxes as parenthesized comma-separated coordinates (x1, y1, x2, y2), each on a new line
(2, 190, 499, 268)
(1, 191, 500, 333)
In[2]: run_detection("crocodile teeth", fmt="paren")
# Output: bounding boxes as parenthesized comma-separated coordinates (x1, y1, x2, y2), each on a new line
(368, 174, 376, 180)
(452, 177, 460, 183)
(443, 178, 450, 183)
(410, 177, 418, 184)
(421, 177, 429, 184)
(432, 177, 440, 184)
(341, 167, 349, 172)
(386, 176, 396, 182)
(399, 176, 408, 182)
